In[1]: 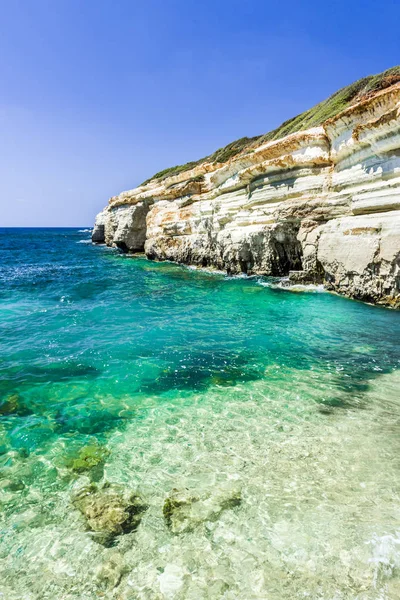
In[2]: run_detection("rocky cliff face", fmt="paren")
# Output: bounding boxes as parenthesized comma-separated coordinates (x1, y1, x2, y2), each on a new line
(93, 80, 400, 308)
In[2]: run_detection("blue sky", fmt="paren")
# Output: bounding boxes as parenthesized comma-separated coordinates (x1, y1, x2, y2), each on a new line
(1, 0, 399, 226)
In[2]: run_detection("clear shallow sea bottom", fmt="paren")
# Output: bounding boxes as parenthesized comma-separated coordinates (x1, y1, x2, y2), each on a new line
(1, 228, 400, 599)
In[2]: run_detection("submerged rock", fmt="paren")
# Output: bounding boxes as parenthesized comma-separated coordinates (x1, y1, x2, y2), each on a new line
(4, 479, 25, 492)
(0, 394, 31, 417)
(68, 444, 109, 476)
(163, 485, 242, 534)
(141, 349, 264, 394)
(163, 488, 200, 530)
(72, 482, 148, 545)
(94, 551, 128, 590)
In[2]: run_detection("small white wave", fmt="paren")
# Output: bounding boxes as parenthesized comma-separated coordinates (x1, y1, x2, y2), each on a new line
(256, 278, 284, 288)
(78, 229, 92, 233)
(0, 264, 77, 282)
(76, 239, 92, 244)
(225, 273, 258, 280)
(281, 283, 325, 293)
(180, 264, 225, 276)
(257, 278, 325, 293)
(186, 266, 258, 278)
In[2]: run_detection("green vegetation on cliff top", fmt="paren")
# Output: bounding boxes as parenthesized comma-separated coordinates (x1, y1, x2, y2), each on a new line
(142, 66, 400, 185)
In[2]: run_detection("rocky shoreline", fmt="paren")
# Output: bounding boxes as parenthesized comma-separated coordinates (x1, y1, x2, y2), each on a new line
(93, 81, 400, 308)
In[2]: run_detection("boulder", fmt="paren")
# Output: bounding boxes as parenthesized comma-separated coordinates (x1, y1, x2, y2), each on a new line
(104, 202, 152, 252)
(72, 482, 147, 545)
(163, 485, 241, 534)
(92, 208, 108, 243)
(66, 443, 109, 478)
(317, 211, 400, 306)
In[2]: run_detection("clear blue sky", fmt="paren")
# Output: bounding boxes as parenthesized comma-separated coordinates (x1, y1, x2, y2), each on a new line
(1, 0, 399, 226)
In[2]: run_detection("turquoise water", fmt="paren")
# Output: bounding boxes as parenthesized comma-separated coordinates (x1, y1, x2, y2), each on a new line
(1, 227, 400, 599)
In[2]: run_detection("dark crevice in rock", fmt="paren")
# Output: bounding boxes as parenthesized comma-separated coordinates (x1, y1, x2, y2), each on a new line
(115, 241, 129, 253)
(289, 258, 325, 285)
(266, 222, 304, 276)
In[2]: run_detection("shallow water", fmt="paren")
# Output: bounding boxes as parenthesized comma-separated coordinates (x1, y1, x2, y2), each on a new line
(1, 228, 400, 599)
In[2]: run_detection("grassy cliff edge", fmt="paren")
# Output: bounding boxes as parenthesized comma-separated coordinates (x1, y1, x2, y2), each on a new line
(142, 66, 400, 186)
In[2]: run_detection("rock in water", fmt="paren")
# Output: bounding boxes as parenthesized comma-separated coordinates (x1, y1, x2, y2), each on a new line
(69, 444, 109, 475)
(94, 551, 128, 590)
(163, 488, 200, 531)
(72, 482, 147, 545)
(163, 486, 241, 534)
(0, 393, 31, 416)
(91, 208, 107, 243)
(104, 202, 152, 252)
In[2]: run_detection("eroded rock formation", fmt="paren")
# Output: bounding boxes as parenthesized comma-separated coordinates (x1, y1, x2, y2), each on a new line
(93, 81, 400, 307)
(72, 482, 148, 545)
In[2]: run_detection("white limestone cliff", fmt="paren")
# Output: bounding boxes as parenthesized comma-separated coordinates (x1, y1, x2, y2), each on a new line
(91, 208, 108, 243)
(93, 83, 400, 308)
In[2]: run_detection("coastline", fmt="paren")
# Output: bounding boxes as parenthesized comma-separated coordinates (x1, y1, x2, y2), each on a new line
(92, 80, 400, 309)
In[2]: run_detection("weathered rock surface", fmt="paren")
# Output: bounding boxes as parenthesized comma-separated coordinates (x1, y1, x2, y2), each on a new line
(91, 208, 107, 243)
(318, 211, 400, 305)
(93, 82, 400, 307)
(104, 202, 152, 252)
(163, 486, 241, 534)
(72, 482, 147, 545)
(66, 443, 109, 479)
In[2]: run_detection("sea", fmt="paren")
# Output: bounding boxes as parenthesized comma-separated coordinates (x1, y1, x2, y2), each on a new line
(1, 227, 400, 599)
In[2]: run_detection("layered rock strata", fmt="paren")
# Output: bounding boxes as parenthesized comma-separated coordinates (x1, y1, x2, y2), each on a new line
(93, 83, 400, 307)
